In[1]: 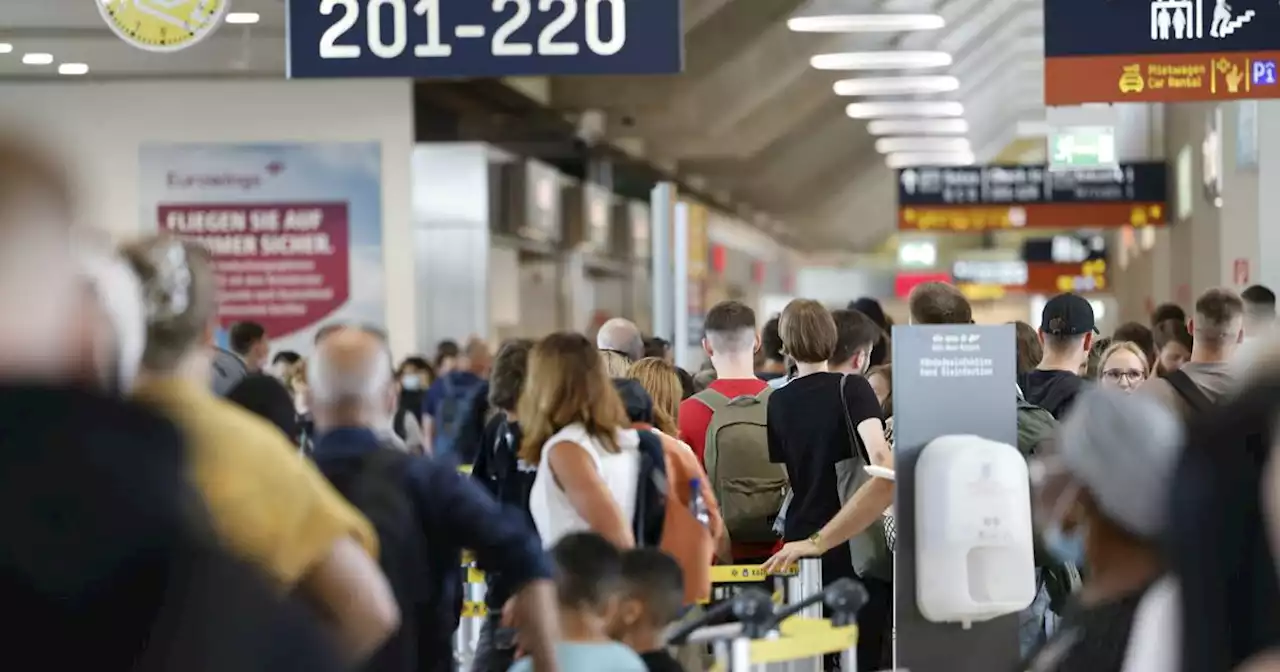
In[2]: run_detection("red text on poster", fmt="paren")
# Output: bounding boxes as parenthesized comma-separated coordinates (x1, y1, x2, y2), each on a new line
(158, 201, 350, 339)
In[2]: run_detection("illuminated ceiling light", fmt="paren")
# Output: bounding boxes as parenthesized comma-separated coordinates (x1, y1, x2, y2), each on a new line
(867, 118, 970, 135)
(846, 101, 964, 119)
(21, 53, 53, 65)
(886, 151, 976, 169)
(225, 12, 261, 24)
(57, 62, 89, 75)
(875, 136, 972, 154)
(811, 51, 951, 70)
(787, 13, 945, 33)
(834, 75, 960, 96)
(0, 43, 13, 54)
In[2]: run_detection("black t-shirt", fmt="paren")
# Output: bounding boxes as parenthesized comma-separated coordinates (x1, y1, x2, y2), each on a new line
(1023, 587, 1149, 672)
(767, 372, 883, 576)
(640, 650, 684, 672)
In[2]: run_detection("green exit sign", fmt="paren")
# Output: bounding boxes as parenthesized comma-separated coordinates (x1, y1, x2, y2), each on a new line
(1049, 126, 1117, 169)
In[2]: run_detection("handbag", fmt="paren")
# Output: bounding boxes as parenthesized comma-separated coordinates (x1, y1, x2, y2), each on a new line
(836, 374, 894, 581)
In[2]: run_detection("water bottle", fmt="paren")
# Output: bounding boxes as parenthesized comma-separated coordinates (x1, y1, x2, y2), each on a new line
(690, 477, 711, 527)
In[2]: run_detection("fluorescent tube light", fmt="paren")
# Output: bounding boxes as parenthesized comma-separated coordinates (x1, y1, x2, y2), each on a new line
(875, 137, 972, 154)
(0, 43, 13, 54)
(886, 151, 976, 169)
(225, 12, 260, 24)
(868, 119, 970, 135)
(788, 14, 945, 33)
(834, 75, 959, 96)
(21, 53, 54, 65)
(811, 51, 952, 70)
(846, 101, 964, 119)
(57, 63, 89, 75)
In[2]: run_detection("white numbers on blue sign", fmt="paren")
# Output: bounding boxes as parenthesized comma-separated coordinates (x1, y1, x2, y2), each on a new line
(318, 0, 627, 60)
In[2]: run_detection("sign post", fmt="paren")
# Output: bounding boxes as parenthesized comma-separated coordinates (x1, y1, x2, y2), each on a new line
(892, 324, 1019, 672)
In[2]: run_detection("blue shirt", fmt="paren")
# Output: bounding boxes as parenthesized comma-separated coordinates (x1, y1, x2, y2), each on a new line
(507, 642, 647, 672)
(312, 428, 552, 649)
(423, 370, 484, 419)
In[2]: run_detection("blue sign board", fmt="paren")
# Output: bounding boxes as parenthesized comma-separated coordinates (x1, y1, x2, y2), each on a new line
(287, 0, 683, 78)
(1045, 0, 1280, 58)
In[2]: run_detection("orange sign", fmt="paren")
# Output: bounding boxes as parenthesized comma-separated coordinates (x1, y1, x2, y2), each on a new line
(1045, 51, 1280, 105)
(899, 203, 1165, 232)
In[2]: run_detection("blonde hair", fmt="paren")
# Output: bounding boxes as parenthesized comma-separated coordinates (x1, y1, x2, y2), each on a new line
(600, 349, 632, 378)
(627, 357, 681, 436)
(119, 236, 217, 372)
(1101, 341, 1151, 375)
(518, 332, 631, 464)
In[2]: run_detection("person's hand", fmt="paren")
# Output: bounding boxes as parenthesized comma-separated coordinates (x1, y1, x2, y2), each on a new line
(761, 539, 821, 574)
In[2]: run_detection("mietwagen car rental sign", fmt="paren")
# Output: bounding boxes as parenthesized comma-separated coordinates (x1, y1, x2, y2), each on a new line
(1044, 0, 1280, 104)
(288, 0, 682, 78)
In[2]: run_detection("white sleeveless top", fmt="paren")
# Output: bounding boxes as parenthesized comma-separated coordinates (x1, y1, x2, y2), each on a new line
(529, 423, 641, 548)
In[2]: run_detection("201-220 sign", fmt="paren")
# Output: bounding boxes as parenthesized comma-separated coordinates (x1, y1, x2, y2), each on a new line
(287, 0, 683, 78)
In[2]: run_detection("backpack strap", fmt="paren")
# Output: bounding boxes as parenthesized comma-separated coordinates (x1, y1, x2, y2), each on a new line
(1165, 369, 1214, 415)
(838, 374, 871, 465)
(691, 387, 732, 413)
(632, 430, 668, 548)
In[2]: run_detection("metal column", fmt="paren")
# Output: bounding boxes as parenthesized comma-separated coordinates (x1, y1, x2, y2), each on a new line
(672, 201, 691, 371)
(650, 182, 675, 345)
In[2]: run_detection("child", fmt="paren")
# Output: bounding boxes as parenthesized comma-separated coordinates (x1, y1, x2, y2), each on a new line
(609, 549, 686, 672)
(509, 533, 646, 672)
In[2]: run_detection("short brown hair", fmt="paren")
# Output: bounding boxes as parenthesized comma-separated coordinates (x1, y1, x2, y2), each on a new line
(489, 339, 534, 412)
(1112, 321, 1157, 368)
(1194, 288, 1245, 342)
(908, 282, 973, 325)
(517, 332, 630, 464)
(779, 299, 837, 364)
(120, 236, 218, 372)
(831, 309, 882, 366)
(1154, 318, 1193, 352)
(1012, 321, 1043, 376)
(703, 300, 757, 353)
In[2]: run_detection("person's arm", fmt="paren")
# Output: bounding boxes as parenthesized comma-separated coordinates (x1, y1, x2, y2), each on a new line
(296, 536, 401, 662)
(416, 463, 560, 671)
(547, 440, 635, 548)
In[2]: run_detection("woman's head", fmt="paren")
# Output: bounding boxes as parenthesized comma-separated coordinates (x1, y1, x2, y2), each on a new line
(779, 299, 837, 365)
(627, 357, 681, 436)
(489, 339, 534, 413)
(396, 356, 433, 392)
(600, 349, 632, 378)
(119, 236, 218, 377)
(284, 358, 308, 402)
(866, 364, 893, 417)
(1098, 341, 1149, 392)
(1154, 317, 1194, 375)
(518, 332, 630, 463)
(1034, 388, 1183, 568)
(1013, 320, 1043, 377)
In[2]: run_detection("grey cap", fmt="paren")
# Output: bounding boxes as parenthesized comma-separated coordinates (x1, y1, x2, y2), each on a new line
(1058, 387, 1185, 539)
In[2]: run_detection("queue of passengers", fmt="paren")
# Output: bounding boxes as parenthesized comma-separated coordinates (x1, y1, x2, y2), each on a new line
(7, 130, 1280, 672)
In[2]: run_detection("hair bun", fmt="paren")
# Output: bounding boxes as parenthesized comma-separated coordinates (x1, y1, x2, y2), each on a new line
(143, 239, 192, 323)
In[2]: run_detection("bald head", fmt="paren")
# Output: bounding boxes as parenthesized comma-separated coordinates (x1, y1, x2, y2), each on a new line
(597, 318, 644, 362)
(309, 326, 395, 429)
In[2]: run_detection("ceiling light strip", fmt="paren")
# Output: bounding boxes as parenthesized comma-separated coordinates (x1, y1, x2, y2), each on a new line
(787, 14, 945, 33)
(875, 137, 972, 154)
(833, 75, 960, 96)
(886, 151, 976, 169)
(868, 119, 970, 135)
(811, 51, 952, 71)
(847, 101, 964, 119)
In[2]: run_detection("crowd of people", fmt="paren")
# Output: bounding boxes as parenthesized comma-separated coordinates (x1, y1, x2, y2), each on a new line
(8, 131, 1280, 672)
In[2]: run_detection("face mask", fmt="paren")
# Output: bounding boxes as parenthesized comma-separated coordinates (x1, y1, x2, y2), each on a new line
(400, 374, 422, 391)
(1043, 523, 1086, 567)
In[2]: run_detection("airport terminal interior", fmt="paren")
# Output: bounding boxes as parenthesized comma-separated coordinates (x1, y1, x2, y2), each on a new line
(4, 0, 1280, 671)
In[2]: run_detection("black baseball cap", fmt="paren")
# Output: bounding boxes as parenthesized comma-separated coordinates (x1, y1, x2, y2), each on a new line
(1041, 293, 1099, 336)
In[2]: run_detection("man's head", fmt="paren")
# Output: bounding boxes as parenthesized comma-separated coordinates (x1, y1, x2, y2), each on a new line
(229, 321, 269, 371)
(1151, 302, 1186, 327)
(779, 299, 837, 365)
(1241, 284, 1277, 334)
(1038, 293, 1098, 370)
(608, 548, 685, 641)
(551, 532, 624, 619)
(489, 338, 534, 413)
(759, 316, 785, 370)
(308, 326, 396, 431)
(908, 282, 973, 325)
(270, 351, 301, 380)
(1112, 321, 1157, 370)
(596, 318, 644, 363)
(1190, 288, 1245, 357)
(702, 300, 759, 361)
(462, 337, 492, 376)
(830, 309, 882, 375)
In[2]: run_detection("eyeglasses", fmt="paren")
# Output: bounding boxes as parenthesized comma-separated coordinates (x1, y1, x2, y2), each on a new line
(1102, 369, 1145, 383)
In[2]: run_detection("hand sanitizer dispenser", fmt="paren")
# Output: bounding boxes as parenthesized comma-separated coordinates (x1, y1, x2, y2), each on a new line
(915, 434, 1036, 627)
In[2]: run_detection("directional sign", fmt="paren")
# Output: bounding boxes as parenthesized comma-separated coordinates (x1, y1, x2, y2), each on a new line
(288, 0, 683, 78)
(896, 163, 1167, 231)
(1049, 126, 1117, 170)
(1044, 0, 1280, 104)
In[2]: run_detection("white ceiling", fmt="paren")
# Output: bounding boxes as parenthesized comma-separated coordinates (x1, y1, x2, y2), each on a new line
(0, 0, 287, 77)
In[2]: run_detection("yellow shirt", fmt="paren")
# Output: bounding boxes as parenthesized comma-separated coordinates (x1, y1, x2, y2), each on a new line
(134, 378, 377, 586)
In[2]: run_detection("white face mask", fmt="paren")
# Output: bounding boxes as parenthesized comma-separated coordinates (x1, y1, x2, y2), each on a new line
(400, 374, 422, 391)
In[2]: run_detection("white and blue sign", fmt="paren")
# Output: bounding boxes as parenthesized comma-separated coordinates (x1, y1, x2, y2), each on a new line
(288, 0, 683, 78)
(1253, 59, 1277, 85)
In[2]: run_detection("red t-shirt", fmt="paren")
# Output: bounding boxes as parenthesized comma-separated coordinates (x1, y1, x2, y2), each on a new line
(678, 377, 775, 562)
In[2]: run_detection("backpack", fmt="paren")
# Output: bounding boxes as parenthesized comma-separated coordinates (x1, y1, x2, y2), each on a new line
(694, 387, 787, 544)
(1016, 393, 1058, 458)
(1014, 387, 1080, 613)
(316, 445, 431, 672)
(1165, 368, 1215, 416)
(633, 430, 669, 548)
(433, 375, 485, 463)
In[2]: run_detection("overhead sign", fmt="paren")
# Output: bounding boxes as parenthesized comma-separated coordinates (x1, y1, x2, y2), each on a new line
(98, 0, 229, 52)
(1049, 126, 1117, 169)
(897, 163, 1167, 231)
(1021, 234, 1108, 263)
(952, 259, 1109, 294)
(1044, 0, 1280, 104)
(288, 0, 683, 78)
